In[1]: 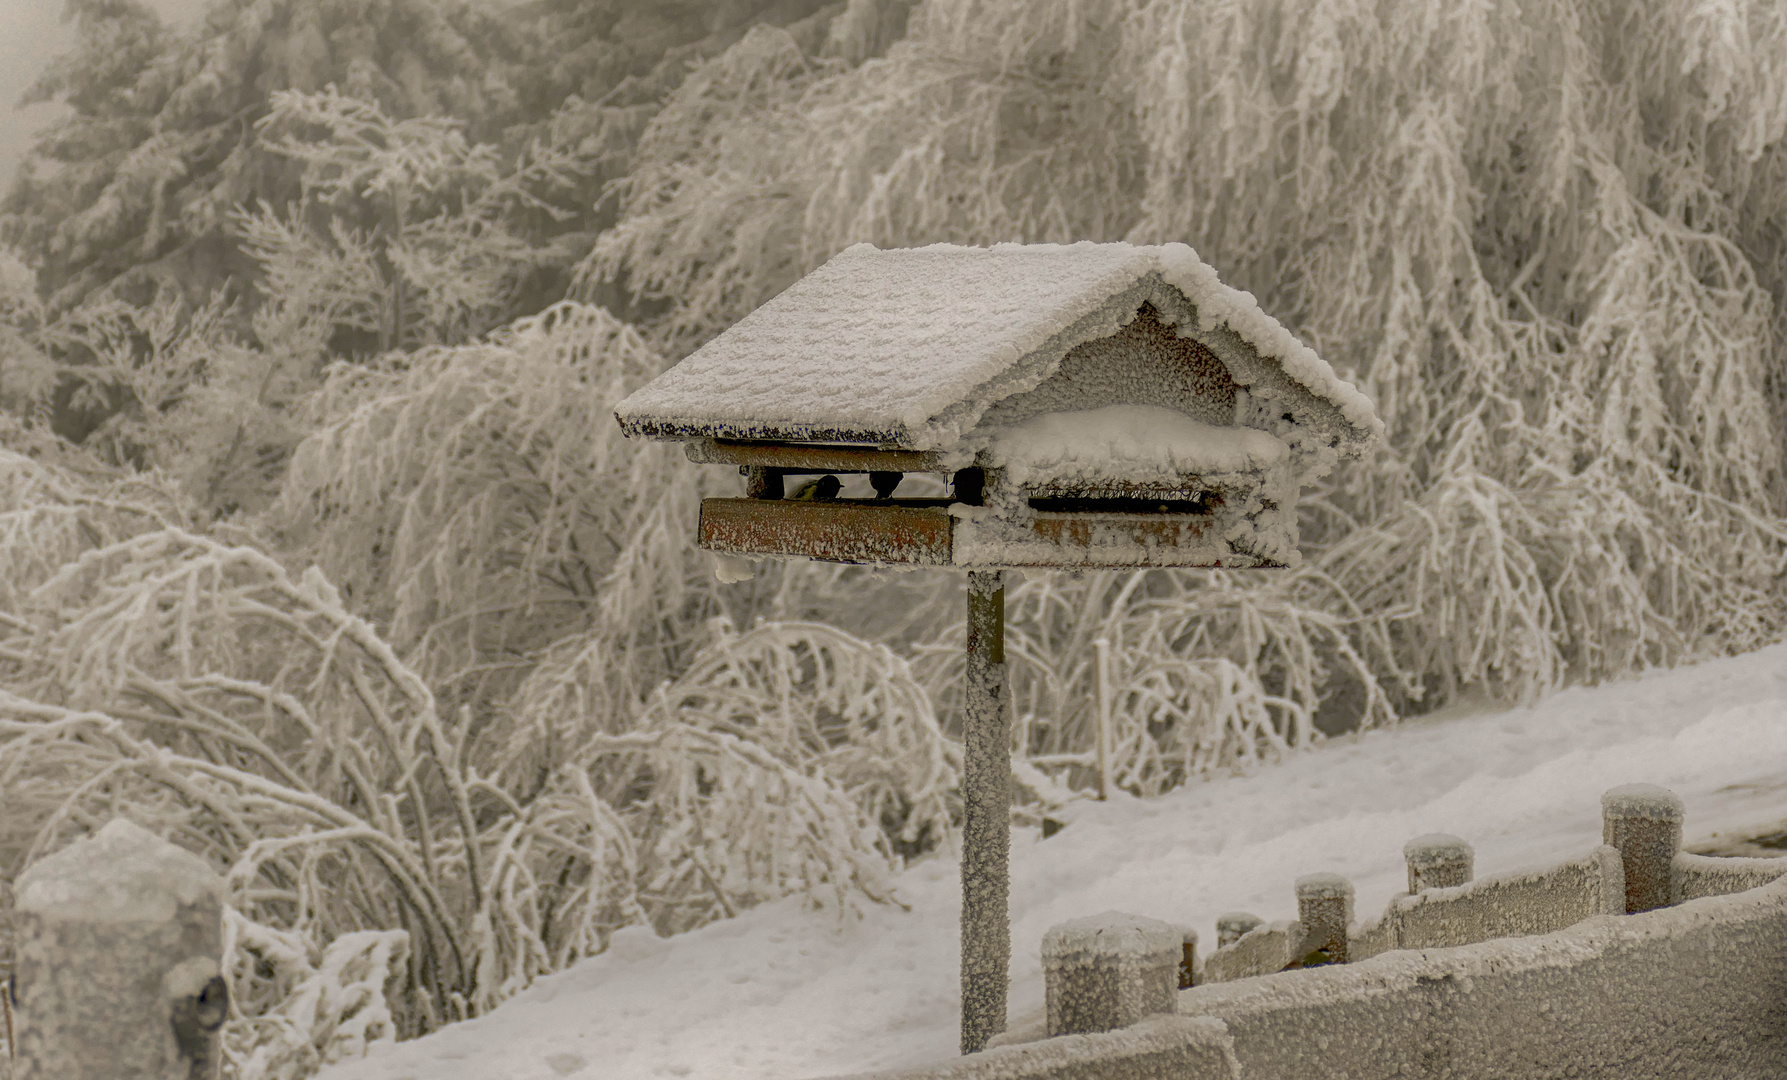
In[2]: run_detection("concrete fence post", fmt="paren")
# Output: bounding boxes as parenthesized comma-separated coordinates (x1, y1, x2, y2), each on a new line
(11, 818, 227, 1079)
(1294, 873, 1354, 965)
(1041, 912, 1179, 1037)
(1215, 912, 1263, 949)
(1403, 833, 1474, 894)
(1601, 784, 1683, 914)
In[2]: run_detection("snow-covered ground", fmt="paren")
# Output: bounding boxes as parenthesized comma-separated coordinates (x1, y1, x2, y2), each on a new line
(318, 643, 1787, 1080)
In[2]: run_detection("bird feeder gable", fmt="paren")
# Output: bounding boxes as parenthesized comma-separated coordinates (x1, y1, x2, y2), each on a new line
(612, 241, 1380, 570)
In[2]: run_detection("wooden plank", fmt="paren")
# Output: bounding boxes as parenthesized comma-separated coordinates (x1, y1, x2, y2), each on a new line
(700, 500, 1288, 568)
(685, 439, 949, 473)
(699, 498, 955, 565)
(1022, 512, 1284, 568)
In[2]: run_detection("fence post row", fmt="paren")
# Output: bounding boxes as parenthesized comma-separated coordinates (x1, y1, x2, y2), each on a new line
(1602, 783, 1683, 914)
(11, 818, 227, 1080)
(1039, 783, 1699, 1041)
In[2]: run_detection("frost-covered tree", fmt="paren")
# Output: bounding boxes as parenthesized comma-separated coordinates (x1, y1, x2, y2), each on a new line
(240, 86, 590, 354)
(586, 0, 1787, 777)
(1, 0, 530, 311)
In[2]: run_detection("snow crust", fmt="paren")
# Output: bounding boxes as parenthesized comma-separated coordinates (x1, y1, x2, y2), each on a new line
(615, 242, 1379, 455)
(1292, 872, 1352, 900)
(14, 817, 221, 923)
(1041, 912, 1181, 968)
(1154, 245, 1380, 436)
(312, 645, 1787, 1080)
(984, 406, 1287, 487)
(1403, 833, 1473, 865)
(1601, 783, 1684, 819)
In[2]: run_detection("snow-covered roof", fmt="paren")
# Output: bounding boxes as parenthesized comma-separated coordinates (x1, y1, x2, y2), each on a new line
(614, 242, 1381, 455)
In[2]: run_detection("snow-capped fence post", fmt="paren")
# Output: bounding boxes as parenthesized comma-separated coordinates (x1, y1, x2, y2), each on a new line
(1404, 833, 1474, 893)
(960, 568, 1010, 1054)
(1602, 784, 1683, 913)
(10, 818, 228, 1079)
(1041, 912, 1180, 1037)
(1216, 911, 1263, 948)
(1294, 873, 1354, 965)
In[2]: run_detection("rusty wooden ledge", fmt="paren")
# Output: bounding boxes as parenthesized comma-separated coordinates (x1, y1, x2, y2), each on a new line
(684, 439, 952, 474)
(699, 498, 1286, 568)
(700, 498, 956, 565)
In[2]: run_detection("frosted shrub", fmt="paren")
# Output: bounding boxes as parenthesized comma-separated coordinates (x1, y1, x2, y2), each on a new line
(222, 910, 409, 1080)
(273, 300, 703, 716)
(0, 523, 647, 1050)
(916, 569, 1384, 798)
(0, 452, 932, 1068)
(644, 619, 958, 859)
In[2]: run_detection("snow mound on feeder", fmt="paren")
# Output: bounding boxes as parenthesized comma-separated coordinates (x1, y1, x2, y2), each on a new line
(985, 405, 1288, 487)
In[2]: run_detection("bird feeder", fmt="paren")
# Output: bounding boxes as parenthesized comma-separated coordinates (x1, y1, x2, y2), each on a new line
(614, 240, 1380, 1054)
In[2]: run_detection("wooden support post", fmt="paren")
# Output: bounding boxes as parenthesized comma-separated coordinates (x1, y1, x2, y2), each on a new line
(1093, 637, 1112, 801)
(12, 818, 228, 1079)
(960, 569, 1009, 1054)
(1602, 784, 1683, 914)
(1404, 833, 1474, 893)
(744, 465, 783, 500)
(1293, 873, 1353, 966)
(1177, 926, 1199, 989)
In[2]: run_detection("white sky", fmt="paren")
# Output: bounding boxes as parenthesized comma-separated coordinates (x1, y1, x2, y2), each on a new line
(315, 642, 1787, 1080)
(0, 0, 214, 190)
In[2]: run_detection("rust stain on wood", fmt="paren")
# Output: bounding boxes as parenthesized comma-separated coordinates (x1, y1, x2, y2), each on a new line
(686, 439, 949, 473)
(700, 501, 1285, 568)
(700, 498, 955, 565)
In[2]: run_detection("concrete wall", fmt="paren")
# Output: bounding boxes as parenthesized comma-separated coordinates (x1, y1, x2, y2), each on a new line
(809, 871, 1787, 1080)
(1353, 845, 1624, 960)
(1673, 850, 1787, 903)
(1200, 920, 1299, 983)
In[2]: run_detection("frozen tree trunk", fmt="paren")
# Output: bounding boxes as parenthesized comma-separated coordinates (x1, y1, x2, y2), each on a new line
(1602, 784, 1683, 914)
(11, 818, 227, 1080)
(960, 569, 1010, 1054)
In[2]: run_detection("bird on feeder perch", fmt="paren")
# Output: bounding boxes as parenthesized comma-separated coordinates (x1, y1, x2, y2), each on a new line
(788, 474, 842, 500)
(612, 240, 1381, 1055)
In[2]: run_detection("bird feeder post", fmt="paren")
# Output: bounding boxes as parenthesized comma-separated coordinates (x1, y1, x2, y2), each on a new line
(1093, 636, 1112, 801)
(960, 569, 1010, 1054)
(611, 240, 1382, 1062)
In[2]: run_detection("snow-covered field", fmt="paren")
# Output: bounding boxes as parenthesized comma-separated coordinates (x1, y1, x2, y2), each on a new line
(319, 643, 1787, 1080)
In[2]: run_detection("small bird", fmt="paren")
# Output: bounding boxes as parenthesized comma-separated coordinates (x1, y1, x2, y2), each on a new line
(1281, 945, 1337, 971)
(788, 474, 842, 500)
(870, 470, 902, 499)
